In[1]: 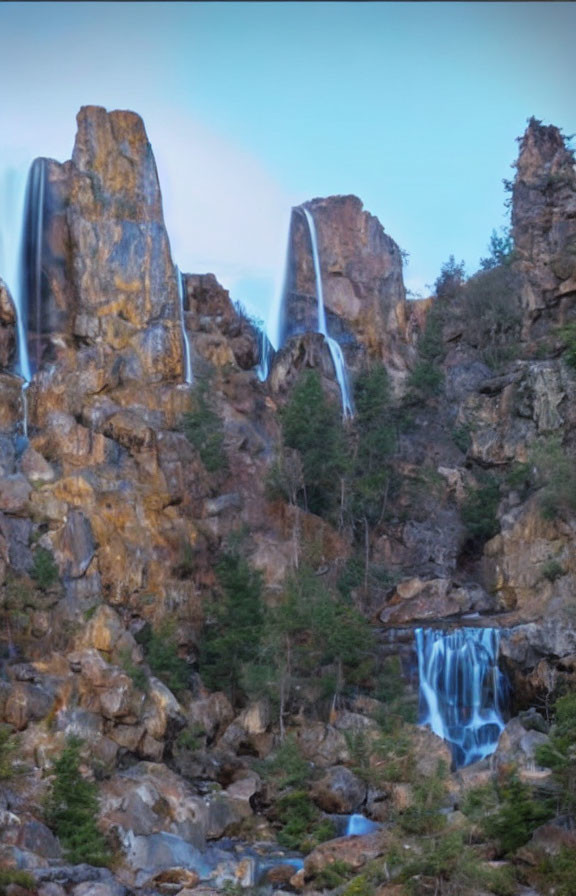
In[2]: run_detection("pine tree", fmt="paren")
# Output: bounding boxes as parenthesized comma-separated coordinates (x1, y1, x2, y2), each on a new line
(200, 551, 264, 703)
(45, 738, 111, 866)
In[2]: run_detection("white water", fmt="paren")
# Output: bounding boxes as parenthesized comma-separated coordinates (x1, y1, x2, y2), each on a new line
(176, 266, 192, 385)
(415, 627, 507, 768)
(0, 166, 32, 384)
(30, 159, 46, 376)
(256, 327, 273, 381)
(345, 813, 379, 836)
(301, 207, 353, 419)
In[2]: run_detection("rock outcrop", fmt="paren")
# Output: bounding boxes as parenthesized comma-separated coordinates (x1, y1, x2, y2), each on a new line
(277, 196, 412, 390)
(512, 117, 576, 326)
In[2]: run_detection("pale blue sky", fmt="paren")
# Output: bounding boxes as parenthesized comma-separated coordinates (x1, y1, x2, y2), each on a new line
(0, 1, 574, 339)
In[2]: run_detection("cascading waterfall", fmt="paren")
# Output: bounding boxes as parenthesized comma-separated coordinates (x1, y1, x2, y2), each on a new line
(176, 266, 193, 385)
(415, 627, 507, 768)
(0, 165, 33, 384)
(301, 207, 354, 419)
(26, 158, 46, 376)
(255, 327, 274, 381)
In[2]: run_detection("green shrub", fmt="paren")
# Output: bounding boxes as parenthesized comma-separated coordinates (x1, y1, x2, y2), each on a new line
(313, 860, 354, 889)
(182, 378, 228, 474)
(538, 846, 576, 896)
(275, 790, 335, 852)
(530, 435, 576, 518)
(280, 369, 347, 517)
(541, 558, 565, 582)
(176, 724, 205, 752)
(535, 690, 576, 813)
(452, 424, 472, 453)
(479, 227, 515, 270)
(0, 870, 36, 894)
(349, 365, 398, 526)
(261, 736, 311, 789)
(0, 725, 16, 780)
(461, 476, 500, 543)
(406, 359, 444, 401)
(31, 546, 59, 590)
(505, 461, 532, 492)
(45, 737, 111, 866)
(402, 826, 518, 896)
(461, 264, 520, 359)
(138, 620, 189, 695)
(117, 647, 149, 692)
(398, 762, 449, 835)
(558, 322, 576, 369)
(435, 255, 466, 302)
(405, 294, 448, 401)
(200, 551, 264, 702)
(484, 776, 552, 855)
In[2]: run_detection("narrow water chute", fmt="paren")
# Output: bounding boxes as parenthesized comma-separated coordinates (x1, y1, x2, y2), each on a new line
(176, 266, 192, 385)
(255, 327, 273, 381)
(300, 207, 353, 419)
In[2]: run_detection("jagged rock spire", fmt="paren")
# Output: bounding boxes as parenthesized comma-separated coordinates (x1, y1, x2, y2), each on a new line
(511, 117, 576, 313)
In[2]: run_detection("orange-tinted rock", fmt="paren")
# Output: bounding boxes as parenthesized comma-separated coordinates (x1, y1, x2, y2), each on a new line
(0, 279, 16, 370)
(304, 830, 390, 879)
(278, 196, 411, 390)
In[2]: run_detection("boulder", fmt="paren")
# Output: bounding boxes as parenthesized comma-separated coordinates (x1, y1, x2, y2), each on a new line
(311, 766, 367, 814)
(294, 723, 350, 767)
(143, 677, 185, 740)
(304, 830, 390, 879)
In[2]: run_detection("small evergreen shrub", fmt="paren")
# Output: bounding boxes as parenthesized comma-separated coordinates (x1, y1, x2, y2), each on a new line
(530, 435, 576, 518)
(313, 860, 354, 889)
(31, 546, 59, 590)
(45, 737, 111, 866)
(182, 378, 228, 474)
(541, 558, 565, 582)
(280, 369, 347, 517)
(535, 691, 576, 813)
(0, 725, 16, 780)
(200, 551, 264, 703)
(558, 322, 576, 369)
(406, 359, 444, 401)
(0, 870, 36, 894)
(461, 476, 500, 543)
(452, 424, 472, 453)
(275, 790, 335, 852)
(434, 255, 466, 302)
(484, 776, 553, 855)
(461, 264, 520, 362)
(405, 296, 446, 402)
(261, 736, 311, 789)
(117, 647, 149, 692)
(138, 620, 189, 695)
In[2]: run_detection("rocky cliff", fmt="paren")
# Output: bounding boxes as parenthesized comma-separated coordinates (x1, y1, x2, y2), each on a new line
(1, 110, 576, 895)
(276, 196, 412, 395)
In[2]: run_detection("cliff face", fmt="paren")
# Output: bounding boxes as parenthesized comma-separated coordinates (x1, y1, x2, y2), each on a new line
(2, 111, 576, 891)
(512, 117, 576, 324)
(277, 195, 412, 391)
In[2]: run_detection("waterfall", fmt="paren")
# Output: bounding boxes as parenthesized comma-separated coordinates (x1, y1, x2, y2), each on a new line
(344, 814, 379, 837)
(415, 627, 507, 768)
(176, 266, 192, 385)
(301, 207, 354, 419)
(23, 158, 46, 377)
(0, 165, 32, 383)
(256, 327, 274, 381)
